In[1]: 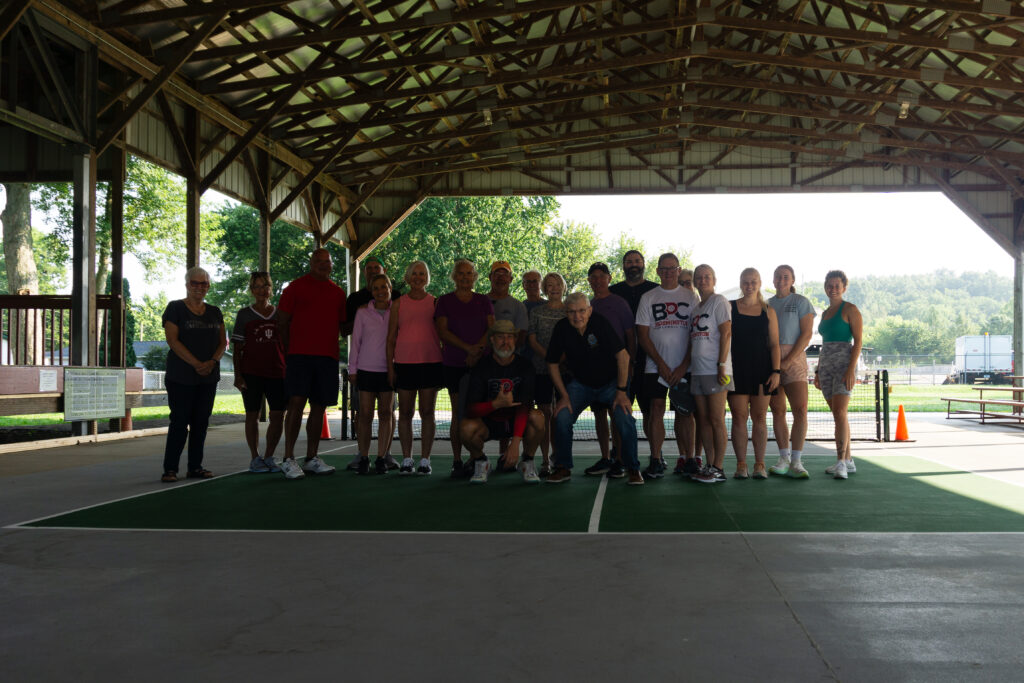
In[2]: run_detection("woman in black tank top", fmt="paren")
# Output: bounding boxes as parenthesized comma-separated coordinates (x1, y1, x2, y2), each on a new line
(727, 268, 780, 480)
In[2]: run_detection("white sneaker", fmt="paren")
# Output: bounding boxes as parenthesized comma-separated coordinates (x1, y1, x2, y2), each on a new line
(261, 457, 282, 473)
(417, 458, 432, 475)
(769, 456, 790, 475)
(470, 459, 489, 484)
(833, 460, 848, 480)
(826, 460, 855, 475)
(249, 457, 269, 473)
(281, 458, 305, 479)
(302, 456, 336, 475)
(519, 460, 540, 484)
(786, 462, 810, 479)
(400, 457, 415, 475)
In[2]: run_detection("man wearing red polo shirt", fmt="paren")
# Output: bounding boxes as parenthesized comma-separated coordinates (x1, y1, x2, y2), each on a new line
(277, 248, 347, 480)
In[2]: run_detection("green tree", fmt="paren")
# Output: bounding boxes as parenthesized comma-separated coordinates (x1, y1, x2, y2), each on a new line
(140, 345, 167, 371)
(542, 220, 602, 293)
(203, 202, 347, 328)
(865, 316, 950, 358)
(31, 156, 188, 292)
(599, 232, 652, 283)
(133, 292, 169, 341)
(371, 196, 560, 298)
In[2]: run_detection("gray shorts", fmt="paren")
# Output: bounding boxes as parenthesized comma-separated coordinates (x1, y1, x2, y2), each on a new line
(690, 373, 734, 396)
(817, 342, 852, 399)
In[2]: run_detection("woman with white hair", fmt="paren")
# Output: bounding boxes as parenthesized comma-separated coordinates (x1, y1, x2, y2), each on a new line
(160, 266, 226, 482)
(434, 258, 495, 477)
(387, 260, 444, 475)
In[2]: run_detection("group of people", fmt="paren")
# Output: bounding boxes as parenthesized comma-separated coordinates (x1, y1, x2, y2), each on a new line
(158, 248, 864, 487)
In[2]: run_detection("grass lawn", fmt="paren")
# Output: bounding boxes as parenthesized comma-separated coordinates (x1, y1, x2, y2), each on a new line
(888, 384, 990, 412)
(0, 394, 247, 427)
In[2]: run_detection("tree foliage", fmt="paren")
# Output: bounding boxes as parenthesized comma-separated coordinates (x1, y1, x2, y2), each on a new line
(134, 292, 169, 341)
(202, 202, 347, 329)
(140, 345, 167, 371)
(31, 156, 188, 291)
(370, 196, 563, 298)
(799, 269, 1013, 359)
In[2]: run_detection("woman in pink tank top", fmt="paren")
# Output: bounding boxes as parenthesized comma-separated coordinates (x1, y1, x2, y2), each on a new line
(386, 260, 444, 475)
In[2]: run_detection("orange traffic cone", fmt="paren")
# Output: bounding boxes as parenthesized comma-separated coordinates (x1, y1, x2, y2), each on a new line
(895, 404, 910, 441)
(320, 411, 332, 440)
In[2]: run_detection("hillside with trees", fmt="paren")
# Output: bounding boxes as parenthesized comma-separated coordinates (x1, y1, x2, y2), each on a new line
(800, 270, 1012, 359)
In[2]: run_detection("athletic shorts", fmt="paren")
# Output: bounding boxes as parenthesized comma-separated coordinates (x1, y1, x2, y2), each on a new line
(816, 342, 853, 399)
(641, 373, 668, 402)
(534, 373, 554, 406)
(482, 416, 514, 441)
(394, 362, 443, 391)
(443, 365, 470, 394)
(285, 355, 340, 407)
(779, 345, 808, 385)
(240, 374, 286, 413)
(356, 370, 393, 394)
(668, 377, 696, 415)
(629, 361, 651, 414)
(690, 373, 734, 396)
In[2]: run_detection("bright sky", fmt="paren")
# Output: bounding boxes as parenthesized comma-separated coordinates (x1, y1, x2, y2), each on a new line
(557, 192, 1013, 290)
(1, 187, 1013, 297)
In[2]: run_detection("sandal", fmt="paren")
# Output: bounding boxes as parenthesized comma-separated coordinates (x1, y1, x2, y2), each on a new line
(186, 468, 214, 479)
(733, 465, 749, 480)
(161, 471, 177, 483)
(752, 463, 768, 480)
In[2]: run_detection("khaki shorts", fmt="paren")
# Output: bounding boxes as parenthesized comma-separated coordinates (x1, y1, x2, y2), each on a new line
(779, 345, 808, 385)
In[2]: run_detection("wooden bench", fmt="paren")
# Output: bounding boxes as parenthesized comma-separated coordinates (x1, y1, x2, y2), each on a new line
(941, 397, 1024, 425)
(972, 386, 1024, 415)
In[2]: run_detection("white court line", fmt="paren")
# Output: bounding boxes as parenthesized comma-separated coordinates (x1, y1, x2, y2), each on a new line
(8, 525, 1024, 536)
(8, 448, 357, 528)
(587, 476, 608, 533)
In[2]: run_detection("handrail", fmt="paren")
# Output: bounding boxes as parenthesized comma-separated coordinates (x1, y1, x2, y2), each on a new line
(0, 295, 125, 366)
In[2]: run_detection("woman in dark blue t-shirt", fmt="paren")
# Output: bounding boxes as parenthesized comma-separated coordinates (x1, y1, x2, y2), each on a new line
(160, 266, 226, 482)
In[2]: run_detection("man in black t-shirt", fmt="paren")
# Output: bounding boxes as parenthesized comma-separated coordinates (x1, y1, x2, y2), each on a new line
(545, 293, 642, 485)
(460, 320, 544, 484)
(608, 249, 659, 441)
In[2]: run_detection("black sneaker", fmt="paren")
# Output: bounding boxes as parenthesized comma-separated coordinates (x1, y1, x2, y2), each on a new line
(712, 466, 727, 483)
(643, 458, 666, 480)
(374, 457, 387, 475)
(607, 461, 626, 478)
(356, 456, 370, 475)
(384, 454, 399, 470)
(682, 458, 701, 476)
(451, 461, 471, 479)
(584, 459, 613, 476)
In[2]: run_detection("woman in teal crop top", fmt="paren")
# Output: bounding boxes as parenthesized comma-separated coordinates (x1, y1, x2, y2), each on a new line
(818, 301, 853, 343)
(813, 270, 863, 480)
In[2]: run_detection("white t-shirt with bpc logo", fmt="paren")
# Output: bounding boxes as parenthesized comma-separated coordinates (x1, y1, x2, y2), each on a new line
(635, 285, 698, 373)
(689, 293, 733, 376)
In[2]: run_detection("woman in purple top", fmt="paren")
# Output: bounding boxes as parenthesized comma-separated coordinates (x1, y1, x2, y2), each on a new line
(434, 259, 495, 476)
(349, 273, 395, 475)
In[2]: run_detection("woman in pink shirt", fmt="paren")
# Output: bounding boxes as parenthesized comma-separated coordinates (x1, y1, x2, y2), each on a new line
(349, 273, 395, 475)
(386, 261, 444, 475)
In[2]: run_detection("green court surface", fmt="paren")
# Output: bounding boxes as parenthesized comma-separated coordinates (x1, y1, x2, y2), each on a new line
(22, 454, 1024, 533)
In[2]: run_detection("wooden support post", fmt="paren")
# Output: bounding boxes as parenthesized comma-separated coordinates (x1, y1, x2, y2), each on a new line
(185, 107, 201, 269)
(1013, 199, 1024, 388)
(70, 148, 97, 437)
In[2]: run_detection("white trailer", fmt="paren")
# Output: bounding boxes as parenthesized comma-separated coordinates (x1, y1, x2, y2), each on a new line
(954, 334, 1013, 384)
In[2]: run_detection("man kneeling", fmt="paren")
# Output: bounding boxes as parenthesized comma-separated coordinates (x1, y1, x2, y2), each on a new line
(460, 320, 544, 484)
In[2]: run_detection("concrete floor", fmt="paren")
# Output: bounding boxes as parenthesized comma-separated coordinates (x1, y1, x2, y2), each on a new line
(1, 414, 1022, 682)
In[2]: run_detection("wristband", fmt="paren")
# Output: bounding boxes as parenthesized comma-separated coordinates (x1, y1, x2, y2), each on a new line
(617, 386, 628, 392)
(771, 369, 781, 374)
(718, 362, 727, 367)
